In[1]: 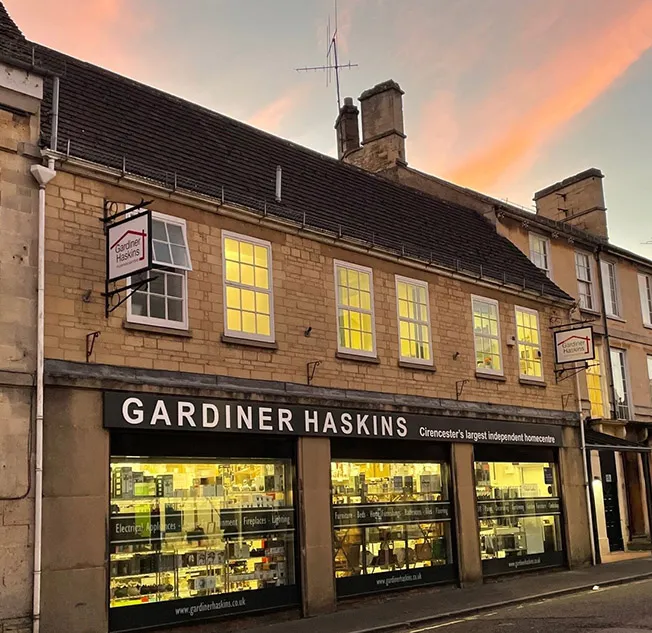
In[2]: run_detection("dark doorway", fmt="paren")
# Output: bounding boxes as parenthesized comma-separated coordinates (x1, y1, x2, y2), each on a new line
(623, 452, 646, 539)
(600, 451, 624, 552)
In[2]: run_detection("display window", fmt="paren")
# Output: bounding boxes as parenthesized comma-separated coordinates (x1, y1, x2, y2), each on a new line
(331, 460, 455, 596)
(475, 459, 564, 575)
(109, 456, 297, 631)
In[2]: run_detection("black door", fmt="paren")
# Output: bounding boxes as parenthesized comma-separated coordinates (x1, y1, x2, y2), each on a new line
(599, 451, 624, 552)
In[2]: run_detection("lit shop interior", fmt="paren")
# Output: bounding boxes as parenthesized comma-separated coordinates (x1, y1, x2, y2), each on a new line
(108, 457, 296, 612)
(474, 449, 564, 575)
(330, 441, 455, 596)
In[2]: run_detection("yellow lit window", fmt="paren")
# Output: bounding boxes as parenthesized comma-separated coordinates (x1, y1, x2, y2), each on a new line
(396, 276, 432, 364)
(335, 261, 375, 356)
(472, 296, 502, 374)
(587, 351, 605, 418)
(515, 307, 543, 380)
(223, 232, 273, 341)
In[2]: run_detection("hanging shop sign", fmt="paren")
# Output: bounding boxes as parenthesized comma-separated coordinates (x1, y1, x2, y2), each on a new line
(107, 210, 152, 283)
(104, 391, 564, 447)
(554, 326, 594, 364)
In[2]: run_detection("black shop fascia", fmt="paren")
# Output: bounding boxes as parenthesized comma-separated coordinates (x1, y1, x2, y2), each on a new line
(104, 391, 563, 447)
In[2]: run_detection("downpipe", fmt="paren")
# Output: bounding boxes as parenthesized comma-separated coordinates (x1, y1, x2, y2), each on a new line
(30, 159, 56, 633)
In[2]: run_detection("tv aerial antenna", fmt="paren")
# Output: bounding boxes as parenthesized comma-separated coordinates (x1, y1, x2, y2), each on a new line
(295, 0, 358, 113)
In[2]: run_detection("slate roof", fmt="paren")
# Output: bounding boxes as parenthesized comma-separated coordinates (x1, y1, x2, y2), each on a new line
(0, 2, 571, 302)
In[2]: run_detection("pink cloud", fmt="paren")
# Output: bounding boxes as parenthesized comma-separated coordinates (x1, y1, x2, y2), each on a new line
(440, 1, 652, 190)
(247, 85, 310, 135)
(4, 0, 153, 77)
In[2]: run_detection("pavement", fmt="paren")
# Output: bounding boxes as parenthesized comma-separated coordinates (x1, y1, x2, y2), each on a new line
(240, 556, 652, 633)
(408, 576, 652, 632)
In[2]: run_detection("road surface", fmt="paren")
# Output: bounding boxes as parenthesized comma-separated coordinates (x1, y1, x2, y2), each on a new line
(405, 578, 652, 633)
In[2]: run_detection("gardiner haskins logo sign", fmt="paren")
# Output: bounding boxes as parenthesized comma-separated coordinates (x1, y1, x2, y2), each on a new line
(107, 210, 152, 282)
(554, 326, 594, 364)
(103, 392, 564, 447)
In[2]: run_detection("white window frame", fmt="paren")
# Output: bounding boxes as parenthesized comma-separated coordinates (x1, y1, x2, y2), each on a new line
(610, 348, 631, 420)
(638, 273, 652, 328)
(334, 260, 377, 358)
(601, 260, 621, 318)
(586, 346, 607, 419)
(529, 233, 551, 278)
(221, 230, 275, 343)
(471, 295, 503, 376)
(126, 211, 191, 331)
(514, 306, 543, 381)
(647, 355, 652, 405)
(395, 275, 433, 366)
(575, 251, 594, 311)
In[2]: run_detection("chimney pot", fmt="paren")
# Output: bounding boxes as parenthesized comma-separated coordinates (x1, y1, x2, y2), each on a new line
(335, 97, 360, 159)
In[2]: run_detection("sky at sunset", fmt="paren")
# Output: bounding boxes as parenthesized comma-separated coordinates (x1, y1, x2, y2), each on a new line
(5, 0, 652, 256)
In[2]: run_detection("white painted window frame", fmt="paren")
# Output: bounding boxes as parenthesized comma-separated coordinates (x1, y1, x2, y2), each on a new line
(575, 251, 594, 311)
(529, 233, 552, 278)
(395, 275, 433, 366)
(610, 348, 631, 420)
(222, 230, 275, 343)
(471, 295, 503, 376)
(334, 260, 377, 358)
(601, 260, 621, 318)
(126, 211, 191, 331)
(514, 305, 543, 381)
(637, 273, 652, 328)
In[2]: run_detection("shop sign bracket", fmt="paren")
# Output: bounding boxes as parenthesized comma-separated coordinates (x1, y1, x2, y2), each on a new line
(102, 198, 155, 318)
(86, 331, 100, 362)
(306, 360, 321, 386)
(555, 361, 599, 384)
(455, 379, 469, 400)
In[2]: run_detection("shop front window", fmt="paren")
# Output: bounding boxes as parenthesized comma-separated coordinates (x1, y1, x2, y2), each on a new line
(109, 458, 296, 630)
(331, 461, 455, 596)
(475, 461, 563, 576)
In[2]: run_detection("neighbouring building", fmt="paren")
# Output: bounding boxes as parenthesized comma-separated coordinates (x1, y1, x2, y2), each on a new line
(337, 80, 652, 562)
(0, 4, 597, 633)
(0, 7, 45, 632)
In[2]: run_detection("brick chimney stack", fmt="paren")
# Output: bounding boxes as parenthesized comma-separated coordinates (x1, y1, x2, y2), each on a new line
(335, 97, 360, 159)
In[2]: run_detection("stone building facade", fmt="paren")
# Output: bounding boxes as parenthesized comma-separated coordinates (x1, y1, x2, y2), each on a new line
(338, 80, 652, 561)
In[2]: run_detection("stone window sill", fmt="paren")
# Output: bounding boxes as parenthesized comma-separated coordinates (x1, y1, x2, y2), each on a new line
(606, 315, 626, 323)
(336, 352, 381, 364)
(221, 334, 278, 350)
(475, 371, 506, 382)
(123, 320, 193, 338)
(519, 377, 547, 388)
(399, 360, 436, 372)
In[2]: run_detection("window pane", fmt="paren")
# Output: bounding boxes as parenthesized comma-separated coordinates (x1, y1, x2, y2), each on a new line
(150, 295, 165, 319)
(397, 282, 407, 300)
(240, 242, 254, 264)
(131, 291, 147, 316)
(226, 286, 240, 309)
(227, 309, 241, 331)
(241, 289, 255, 312)
(152, 220, 167, 241)
(399, 299, 409, 318)
(256, 292, 270, 315)
(256, 314, 271, 336)
(360, 291, 371, 311)
(255, 267, 269, 290)
(167, 273, 183, 298)
(242, 312, 256, 333)
(241, 264, 255, 286)
(166, 223, 185, 245)
(359, 272, 370, 292)
(149, 273, 165, 295)
(225, 260, 240, 283)
(224, 238, 239, 261)
(254, 245, 268, 268)
(153, 240, 172, 264)
(170, 244, 189, 268)
(167, 298, 183, 322)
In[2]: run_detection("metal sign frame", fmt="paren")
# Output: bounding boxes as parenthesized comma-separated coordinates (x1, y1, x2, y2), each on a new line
(554, 325, 595, 365)
(101, 199, 157, 318)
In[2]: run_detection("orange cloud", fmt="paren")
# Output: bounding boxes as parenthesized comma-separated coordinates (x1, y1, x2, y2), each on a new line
(445, 1, 652, 190)
(248, 85, 309, 135)
(3, 0, 152, 77)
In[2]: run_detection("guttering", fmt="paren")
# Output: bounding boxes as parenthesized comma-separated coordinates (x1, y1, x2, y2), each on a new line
(43, 150, 574, 310)
(29, 159, 57, 633)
